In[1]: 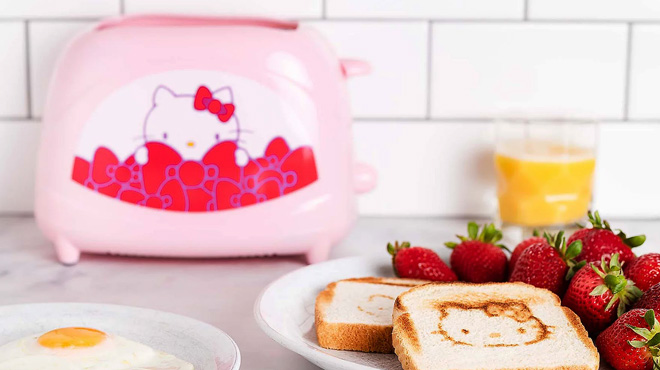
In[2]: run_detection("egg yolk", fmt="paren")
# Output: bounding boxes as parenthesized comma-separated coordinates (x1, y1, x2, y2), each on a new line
(38, 327, 107, 348)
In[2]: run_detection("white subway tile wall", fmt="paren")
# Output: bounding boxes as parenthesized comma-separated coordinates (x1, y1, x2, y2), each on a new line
(629, 25, 660, 119)
(529, 0, 660, 21)
(0, 0, 658, 217)
(354, 122, 496, 216)
(431, 23, 627, 119)
(594, 123, 660, 218)
(305, 21, 429, 118)
(124, 0, 323, 18)
(0, 121, 40, 213)
(0, 22, 27, 117)
(29, 21, 96, 117)
(0, 0, 120, 18)
(326, 0, 525, 20)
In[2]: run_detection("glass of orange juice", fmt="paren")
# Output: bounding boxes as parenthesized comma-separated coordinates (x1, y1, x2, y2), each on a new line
(494, 119, 597, 230)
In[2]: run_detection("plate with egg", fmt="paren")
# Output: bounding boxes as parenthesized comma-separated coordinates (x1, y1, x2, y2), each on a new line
(0, 303, 240, 370)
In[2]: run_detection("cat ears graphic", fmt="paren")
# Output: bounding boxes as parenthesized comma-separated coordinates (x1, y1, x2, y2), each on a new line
(152, 85, 234, 106)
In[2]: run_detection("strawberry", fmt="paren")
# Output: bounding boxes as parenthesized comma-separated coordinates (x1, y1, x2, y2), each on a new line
(563, 254, 643, 334)
(570, 210, 645, 265)
(596, 309, 660, 370)
(509, 230, 548, 274)
(508, 231, 586, 296)
(445, 222, 508, 283)
(387, 241, 458, 282)
(636, 284, 660, 312)
(567, 227, 591, 247)
(626, 254, 660, 291)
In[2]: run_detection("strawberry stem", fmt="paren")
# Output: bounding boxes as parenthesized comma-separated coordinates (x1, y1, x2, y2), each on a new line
(387, 240, 412, 277)
(627, 309, 660, 366)
(387, 241, 410, 256)
(542, 231, 585, 280)
(467, 222, 479, 240)
(625, 235, 647, 248)
(589, 253, 643, 316)
(446, 222, 509, 251)
(584, 210, 646, 248)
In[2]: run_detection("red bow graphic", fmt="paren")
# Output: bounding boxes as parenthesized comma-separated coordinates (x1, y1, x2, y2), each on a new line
(193, 86, 235, 123)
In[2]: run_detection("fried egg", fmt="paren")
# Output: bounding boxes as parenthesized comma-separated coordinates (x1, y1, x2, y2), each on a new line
(0, 327, 194, 370)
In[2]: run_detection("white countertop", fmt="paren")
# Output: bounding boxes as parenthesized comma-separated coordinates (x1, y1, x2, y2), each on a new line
(0, 216, 658, 369)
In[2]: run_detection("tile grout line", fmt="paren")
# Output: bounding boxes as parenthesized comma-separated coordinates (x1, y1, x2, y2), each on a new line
(623, 23, 633, 120)
(524, 0, 529, 20)
(24, 21, 32, 119)
(426, 22, 433, 119)
(322, 0, 327, 19)
(3, 18, 660, 24)
(120, 0, 125, 14)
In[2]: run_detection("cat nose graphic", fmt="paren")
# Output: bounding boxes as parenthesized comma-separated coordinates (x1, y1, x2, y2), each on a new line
(187, 141, 195, 147)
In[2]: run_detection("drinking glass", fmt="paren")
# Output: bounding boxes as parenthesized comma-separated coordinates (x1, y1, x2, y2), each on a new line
(494, 119, 598, 233)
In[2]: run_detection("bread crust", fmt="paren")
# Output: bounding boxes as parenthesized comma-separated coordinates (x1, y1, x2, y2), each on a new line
(341, 277, 427, 287)
(392, 314, 416, 370)
(315, 277, 429, 353)
(316, 321, 395, 353)
(392, 282, 600, 370)
(561, 306, 600, 367)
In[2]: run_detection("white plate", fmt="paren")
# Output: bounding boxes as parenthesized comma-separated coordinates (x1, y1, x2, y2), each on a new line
(0, 303, 240, 370)
(255, 256, 612, 370)
(255, 256, 401, 370)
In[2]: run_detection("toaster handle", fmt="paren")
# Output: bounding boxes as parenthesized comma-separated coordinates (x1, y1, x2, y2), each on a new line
(340, 59, 371, 78)
(354, 162, 377, 194)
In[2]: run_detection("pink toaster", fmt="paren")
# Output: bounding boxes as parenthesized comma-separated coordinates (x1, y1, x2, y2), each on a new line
(35, 15, 376, 265)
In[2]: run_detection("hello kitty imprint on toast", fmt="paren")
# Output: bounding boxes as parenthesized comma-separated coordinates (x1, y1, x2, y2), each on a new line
(71, 82, 318, 212)
(432, 301, 552, 347)
(357, 294, 396, 316)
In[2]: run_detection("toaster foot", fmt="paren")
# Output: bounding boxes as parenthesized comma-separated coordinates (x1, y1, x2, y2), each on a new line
(305, 243, 332, 264)
(54, 238, 80, 265)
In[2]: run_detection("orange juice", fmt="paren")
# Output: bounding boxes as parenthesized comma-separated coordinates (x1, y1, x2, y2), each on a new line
(495, 140, 596, 227)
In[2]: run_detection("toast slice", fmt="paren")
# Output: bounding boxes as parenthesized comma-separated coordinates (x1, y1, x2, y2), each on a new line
(392, 282, 599, 370)
(315, 277, 429, 353)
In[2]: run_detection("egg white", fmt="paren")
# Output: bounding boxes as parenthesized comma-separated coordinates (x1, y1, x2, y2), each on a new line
(0, 332, 194, 370)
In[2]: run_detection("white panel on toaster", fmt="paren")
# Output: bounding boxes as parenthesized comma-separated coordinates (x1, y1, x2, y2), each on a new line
(70, 70, 320, 213)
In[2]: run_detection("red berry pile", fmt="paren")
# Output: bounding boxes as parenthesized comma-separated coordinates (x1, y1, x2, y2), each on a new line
(387, 210, 660, 370)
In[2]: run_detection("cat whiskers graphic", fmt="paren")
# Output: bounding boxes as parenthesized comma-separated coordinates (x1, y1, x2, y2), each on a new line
(230, 129, 254, 134)
(133, 135, 156, 142)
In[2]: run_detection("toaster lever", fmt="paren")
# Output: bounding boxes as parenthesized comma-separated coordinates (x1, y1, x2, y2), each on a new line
(340, 60, 371, 78)
(354, 163, 377, 194)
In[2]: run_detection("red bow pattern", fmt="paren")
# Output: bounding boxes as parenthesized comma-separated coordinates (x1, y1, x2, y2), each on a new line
(71, 138, 319, 212)
(193, 86, 235, 123)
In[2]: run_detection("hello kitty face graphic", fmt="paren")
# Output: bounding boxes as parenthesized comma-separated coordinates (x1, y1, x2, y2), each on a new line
(432, 301, 551, 347)
(141, 85, 246, 163)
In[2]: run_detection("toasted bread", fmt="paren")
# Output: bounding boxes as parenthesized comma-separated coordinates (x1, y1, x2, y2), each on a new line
(392, 282, 599, 370)
(315, 277, 429, 353)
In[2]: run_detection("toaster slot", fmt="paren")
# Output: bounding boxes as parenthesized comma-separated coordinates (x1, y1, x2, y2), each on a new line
(96, 15, 298, 31)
